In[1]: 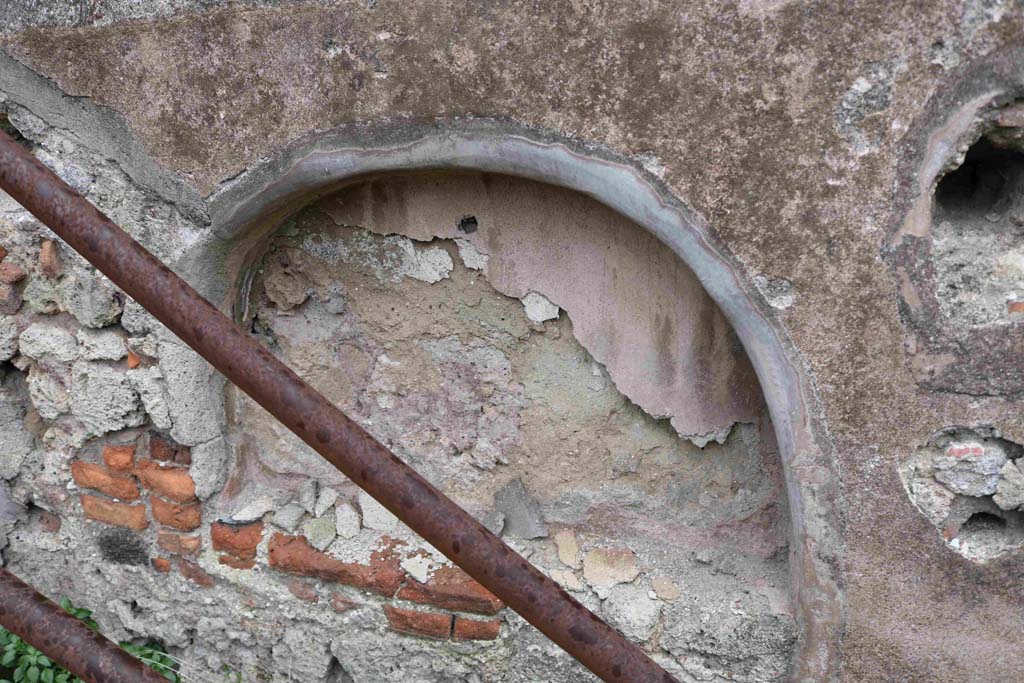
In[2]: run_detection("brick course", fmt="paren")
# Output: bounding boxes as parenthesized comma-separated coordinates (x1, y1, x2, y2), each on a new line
(397, 566, 503, 615)
(453, 617, 501, 641)
(136, 460, 197, 502)
(71, 461, 140, 501)
(211, 521, 264, 560)
(151, 496, 201, 531)
(383, 606, 452, 640)
(268, 533, 404, 597)
(176, 558, 215, 587)
(102, 444, 136, 472)
(80, 494, 147, 530)
(157, 531, 202, 557)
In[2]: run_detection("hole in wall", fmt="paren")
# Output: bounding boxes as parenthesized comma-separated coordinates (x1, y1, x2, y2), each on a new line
(961, 511, 1006, 532)
(457, 215, 478, 233)
(934, 138, 1024, 218)
(930, 116, 1024, 329)
(0, 111, 30, 149)
(900, 426, 1024, 562)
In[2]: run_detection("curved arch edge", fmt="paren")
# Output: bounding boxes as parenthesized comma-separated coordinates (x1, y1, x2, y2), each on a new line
(191, 119, 845, 682)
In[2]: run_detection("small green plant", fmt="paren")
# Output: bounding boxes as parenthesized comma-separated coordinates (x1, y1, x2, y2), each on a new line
(221, 665, 242, 683)
(0, 597, 179, 683)
(58, 598, 97, 632)
(119, 643, 179, 683)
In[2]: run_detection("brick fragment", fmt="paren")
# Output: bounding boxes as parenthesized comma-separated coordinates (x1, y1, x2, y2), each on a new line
(0, 262, 25, 284)
(397, 566, 503, 615)
(0, 284, 20, 315)
(37, 510, 61, 533)
(127, 351, 141, 369)
(136, 460, 196, 502)
(267, 533, 404, 597)
(102, 444, 135, 472)
(151, 496, 201, 531)
(80, 494, 147, 530)
(383, 606, 452, 640)
(39, 240, 61, 278)
(150, 436, 191, 465)
(219, 555, 255, 570)
(945, 443, 985, 459)
(176, 558, 215, 587)
(286, 580, 318, 603)
(71, 461, 140, 501)
(453, 617, 501, 641)
(1008, 301, 1024, 315)
(0, 246, 7, 261)
(157, 531, 201, 557)
(330, 593, 357, 613)
(152, 557, 171, 573)
(211, 521, 264, 560)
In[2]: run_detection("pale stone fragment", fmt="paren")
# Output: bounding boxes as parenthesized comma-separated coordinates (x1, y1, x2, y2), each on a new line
(583, 547, 639, 597)
(553, 529, 580, 567)
(521, 291, 559, 323)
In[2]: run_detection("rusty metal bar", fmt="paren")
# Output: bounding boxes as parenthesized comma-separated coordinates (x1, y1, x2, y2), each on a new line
(0, 130, 679, 683)
(0, 568, 170, 683)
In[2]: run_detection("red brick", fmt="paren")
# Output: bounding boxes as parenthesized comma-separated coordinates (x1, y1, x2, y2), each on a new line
(945, 444, 984, 459)
(383, 606, 452, 640)
(151, 496, 201, 531)
(397, 566, 503, 615)
(152, 557, 171, 573)
(39, 240, 61, 278)
(80, 494, 147, 530)
(453, 617, 501, 641)
(286, 580, 318, 603)
(1008, 301, 1024, 315)
(136, 460, 196, 502)
(127, 351, 141, 369)
(176, 559, 215, 587)
(157, 531, 201, 557)
(330, 593, 357, 613)
(0, 245, 7, 261)
(71, 461, 140, 501)
(102, 444, 135, 473)
(267, 533, 404, 597)
(0, 262, 25, 284)
(218, 555, 255, 570)
(211, 521, 264, 560)
(150, 436, 191, 465)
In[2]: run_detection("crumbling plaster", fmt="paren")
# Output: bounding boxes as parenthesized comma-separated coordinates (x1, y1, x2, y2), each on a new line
(0, 1, 1023, 682)
(194, 124, 842, 682)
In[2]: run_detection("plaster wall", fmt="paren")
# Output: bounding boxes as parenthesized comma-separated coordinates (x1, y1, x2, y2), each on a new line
(1, 1, 1024, 682)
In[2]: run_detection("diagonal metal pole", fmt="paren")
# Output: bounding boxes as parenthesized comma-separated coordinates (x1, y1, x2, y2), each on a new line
(0, 568, 171, 683)
(0, 130, 680, 683)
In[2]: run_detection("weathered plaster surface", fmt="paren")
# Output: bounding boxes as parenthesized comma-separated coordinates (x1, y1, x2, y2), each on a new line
(1, 1, 1024, 682)
(316, 172, 763, 440)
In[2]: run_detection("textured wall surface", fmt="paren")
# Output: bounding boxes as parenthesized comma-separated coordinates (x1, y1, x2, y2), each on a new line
(1, 1, 1024, 682)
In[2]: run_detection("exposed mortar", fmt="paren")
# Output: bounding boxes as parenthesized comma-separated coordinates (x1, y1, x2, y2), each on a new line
(0, 111, 798, 682)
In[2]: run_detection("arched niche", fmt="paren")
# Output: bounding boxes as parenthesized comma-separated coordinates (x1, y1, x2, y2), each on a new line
(174, 121, 843, 681)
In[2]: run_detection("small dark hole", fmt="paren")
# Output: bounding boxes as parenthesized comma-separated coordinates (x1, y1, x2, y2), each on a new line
(0, 113, 29, 148)
(457, 215, 478, 233)
(962, 511, 1006, 532)
(934, 137, 1024, 218)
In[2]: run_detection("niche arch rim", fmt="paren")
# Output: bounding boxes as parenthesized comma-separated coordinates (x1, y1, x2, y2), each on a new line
(189, 120, 843, 681)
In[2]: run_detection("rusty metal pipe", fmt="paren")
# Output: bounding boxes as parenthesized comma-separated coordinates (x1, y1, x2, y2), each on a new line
(0, 568, 171, 683)
(0, 130, 679, 683)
